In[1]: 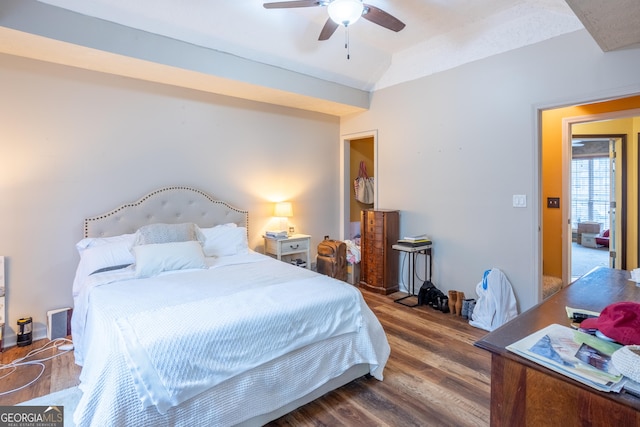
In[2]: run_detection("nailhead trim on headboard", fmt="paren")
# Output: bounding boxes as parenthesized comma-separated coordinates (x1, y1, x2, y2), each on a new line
(83, 186, 249, 239)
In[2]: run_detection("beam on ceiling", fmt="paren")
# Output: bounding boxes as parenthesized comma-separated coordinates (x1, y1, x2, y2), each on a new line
(0, 0, 369, 116)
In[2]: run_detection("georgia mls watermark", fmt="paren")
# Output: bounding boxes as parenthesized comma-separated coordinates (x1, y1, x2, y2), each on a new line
(0, 406, 64, 427)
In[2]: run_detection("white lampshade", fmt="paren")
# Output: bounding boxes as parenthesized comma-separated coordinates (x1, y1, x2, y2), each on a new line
(274, 202, 293, 218)
(328, 0, 364, 27)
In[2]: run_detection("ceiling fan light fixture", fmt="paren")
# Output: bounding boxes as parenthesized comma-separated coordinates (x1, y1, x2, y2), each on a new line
(328, 0, 364, 27)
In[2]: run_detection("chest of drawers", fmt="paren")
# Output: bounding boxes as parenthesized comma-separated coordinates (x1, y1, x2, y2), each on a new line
(359, 209, 399, 294)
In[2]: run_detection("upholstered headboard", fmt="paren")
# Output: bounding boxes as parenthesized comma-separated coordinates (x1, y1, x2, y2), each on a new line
(84, 186, 249, 238)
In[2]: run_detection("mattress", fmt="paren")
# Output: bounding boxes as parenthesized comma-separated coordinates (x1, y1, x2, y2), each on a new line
(72, 252, 389, 426)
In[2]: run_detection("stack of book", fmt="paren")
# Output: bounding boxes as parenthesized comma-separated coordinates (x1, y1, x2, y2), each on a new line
(397, 234, 432, 247)
(266, 230, 288, 239)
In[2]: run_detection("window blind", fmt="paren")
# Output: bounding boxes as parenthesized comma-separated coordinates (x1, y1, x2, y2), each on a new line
(571, 157, 610, 229)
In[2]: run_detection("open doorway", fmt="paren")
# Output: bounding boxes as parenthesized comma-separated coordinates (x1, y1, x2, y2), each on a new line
(564, 113, 640, 284)
(569, 135, 621, 280)
(348, 137, 375, 239)
(339, 130, 378, 241)
(541, 98, 640, 299)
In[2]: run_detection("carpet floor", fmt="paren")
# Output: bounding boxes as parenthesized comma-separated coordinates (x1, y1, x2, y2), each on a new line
(17, 386, 81, 427)
(572, 241, 610, 278)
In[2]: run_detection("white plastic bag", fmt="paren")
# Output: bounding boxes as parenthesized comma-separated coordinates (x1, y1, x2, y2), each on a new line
(469, 268, 518, 331)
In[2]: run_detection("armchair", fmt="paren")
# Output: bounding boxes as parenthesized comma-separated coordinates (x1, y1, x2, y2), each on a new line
(595, 229, 610, 247)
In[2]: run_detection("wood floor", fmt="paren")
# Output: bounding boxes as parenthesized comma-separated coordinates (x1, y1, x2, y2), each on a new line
(269, 291, 491, 426)
(0, 289, 491, 426)
(0, 339, 81, 406)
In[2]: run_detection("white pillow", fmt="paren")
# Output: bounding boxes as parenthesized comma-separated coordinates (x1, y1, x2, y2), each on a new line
(76, 233, 136, 253)
(200, 225, 249, 257)
(73, 239, 135, 296)
(133, 241, 207, 278)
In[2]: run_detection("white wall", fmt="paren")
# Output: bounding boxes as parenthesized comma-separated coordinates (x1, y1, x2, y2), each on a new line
(4, 28, 640, 345)
(342, 30, 640, 312)
(0, 54, 340, 345)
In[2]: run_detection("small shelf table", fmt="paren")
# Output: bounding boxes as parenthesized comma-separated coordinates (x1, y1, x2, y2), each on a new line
(264, 234, 312, 269)
(392, 243, 432, 307)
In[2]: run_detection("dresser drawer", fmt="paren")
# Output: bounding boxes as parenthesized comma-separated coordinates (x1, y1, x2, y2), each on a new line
(264, 234, 312, 270)
(279, 238, 309, 254)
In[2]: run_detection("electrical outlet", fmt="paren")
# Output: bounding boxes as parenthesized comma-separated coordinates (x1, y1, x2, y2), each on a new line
(547, 197, 560, 208)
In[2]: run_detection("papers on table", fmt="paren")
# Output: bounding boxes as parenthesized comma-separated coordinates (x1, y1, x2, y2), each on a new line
(507, 323, 625, 392)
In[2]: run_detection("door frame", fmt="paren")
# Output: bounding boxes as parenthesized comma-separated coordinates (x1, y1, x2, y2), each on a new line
(339, 130, 378, 240)
(562, 109, 640, 285)
(569, 134, 625, 274)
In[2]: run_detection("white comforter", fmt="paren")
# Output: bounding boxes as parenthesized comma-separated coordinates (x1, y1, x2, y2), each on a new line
(72, 252, 389, 426)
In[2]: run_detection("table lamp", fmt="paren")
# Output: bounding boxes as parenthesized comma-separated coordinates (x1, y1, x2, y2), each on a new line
(274, 202, 293, 235)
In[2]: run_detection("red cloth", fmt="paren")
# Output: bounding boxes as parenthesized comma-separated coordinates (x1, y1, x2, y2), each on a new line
(581, 301, 640, 345)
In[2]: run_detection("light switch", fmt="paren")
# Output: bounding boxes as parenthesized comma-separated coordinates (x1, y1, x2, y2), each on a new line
(513, 195, 527, 208)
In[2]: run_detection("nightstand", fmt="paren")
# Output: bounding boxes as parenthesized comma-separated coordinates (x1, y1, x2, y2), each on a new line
(264, 234, 311, 269)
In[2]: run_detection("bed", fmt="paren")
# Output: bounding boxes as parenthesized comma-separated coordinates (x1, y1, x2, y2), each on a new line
(71, 186, 390, 427)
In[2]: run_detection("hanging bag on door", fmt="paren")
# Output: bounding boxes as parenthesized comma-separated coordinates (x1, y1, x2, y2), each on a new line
(354, 161, 374, 204)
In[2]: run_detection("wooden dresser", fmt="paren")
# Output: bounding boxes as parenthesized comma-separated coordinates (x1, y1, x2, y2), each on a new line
(475, 267, 640, 426)
(359, 209, 399, 295)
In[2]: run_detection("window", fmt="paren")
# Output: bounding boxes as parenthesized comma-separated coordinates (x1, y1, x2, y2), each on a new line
(571, 156, 610, 229)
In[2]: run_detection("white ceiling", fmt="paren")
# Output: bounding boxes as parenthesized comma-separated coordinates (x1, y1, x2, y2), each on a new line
(33, 0, 586, 91)
(2, 0, 640, 116)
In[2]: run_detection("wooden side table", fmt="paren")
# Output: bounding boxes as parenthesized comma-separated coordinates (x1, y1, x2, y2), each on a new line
(264, 234, 311, 269)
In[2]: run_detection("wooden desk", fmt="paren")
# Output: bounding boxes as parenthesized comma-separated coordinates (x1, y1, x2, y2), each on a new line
(475, 267, 640, 426)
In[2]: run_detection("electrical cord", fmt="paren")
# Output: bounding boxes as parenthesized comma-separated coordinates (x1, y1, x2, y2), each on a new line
(0, 337, 73, 396)
(398, 251, 407, 293)
(413, 251, 426, 283)
(398, 251, 427, 295)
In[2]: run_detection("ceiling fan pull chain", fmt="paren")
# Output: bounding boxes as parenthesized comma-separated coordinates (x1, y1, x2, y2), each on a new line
(345, 26, 350, 60)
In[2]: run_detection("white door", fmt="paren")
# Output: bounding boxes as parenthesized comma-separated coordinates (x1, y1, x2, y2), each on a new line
(608, 138, 617, 268)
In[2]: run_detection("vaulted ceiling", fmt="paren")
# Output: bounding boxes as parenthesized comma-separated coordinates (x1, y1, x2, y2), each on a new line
(1, 0, 639, 116)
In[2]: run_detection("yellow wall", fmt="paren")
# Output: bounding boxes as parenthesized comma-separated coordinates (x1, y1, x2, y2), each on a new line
(350, 137, 374, 223)
(542, 96, 640, 278)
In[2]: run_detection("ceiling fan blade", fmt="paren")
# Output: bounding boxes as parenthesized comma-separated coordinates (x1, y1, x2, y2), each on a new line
(318, 18, 339, 41)
(263, 0, 323, 9)
(362, 4, 405, 32)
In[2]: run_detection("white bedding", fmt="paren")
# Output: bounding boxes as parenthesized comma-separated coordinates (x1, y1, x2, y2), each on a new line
(72, 252, 389, 426)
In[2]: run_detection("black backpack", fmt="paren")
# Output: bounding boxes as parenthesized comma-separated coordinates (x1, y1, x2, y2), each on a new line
(418, 281, 449, 313)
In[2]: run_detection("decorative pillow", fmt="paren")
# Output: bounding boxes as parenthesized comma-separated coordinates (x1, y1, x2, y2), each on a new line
(134, 223, 199, 246)
(200, 225, 249, 257)
(133, 241, 207, 278)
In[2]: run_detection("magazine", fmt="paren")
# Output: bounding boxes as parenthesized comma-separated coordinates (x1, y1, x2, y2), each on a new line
(506, 323, 625, 392)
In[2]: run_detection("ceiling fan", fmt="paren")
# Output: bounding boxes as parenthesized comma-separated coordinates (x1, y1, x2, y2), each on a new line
(263, 0, 406, 41)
